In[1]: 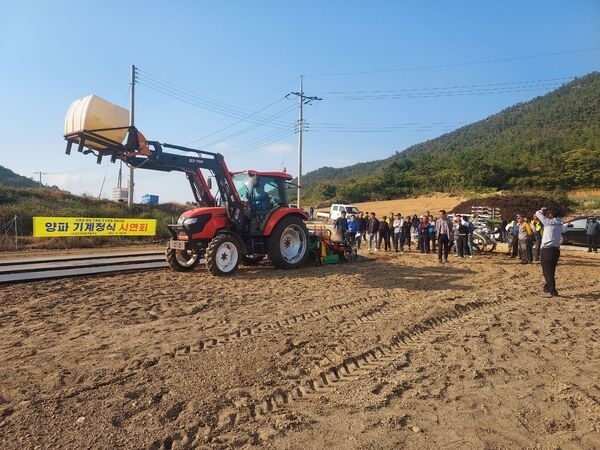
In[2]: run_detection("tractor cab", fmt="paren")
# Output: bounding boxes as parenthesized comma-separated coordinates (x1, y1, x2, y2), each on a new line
(231, 171, 293, 232)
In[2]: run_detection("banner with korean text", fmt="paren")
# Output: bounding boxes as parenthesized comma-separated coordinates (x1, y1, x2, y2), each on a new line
(33, 217, 157, 237)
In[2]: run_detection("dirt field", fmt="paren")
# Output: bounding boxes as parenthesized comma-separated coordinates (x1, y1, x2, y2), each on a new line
(1, 195, 599, 449)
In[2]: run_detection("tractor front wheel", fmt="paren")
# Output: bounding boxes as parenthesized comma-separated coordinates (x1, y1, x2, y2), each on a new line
(166, 248, 200, 272)
(206, 234, 240, 276)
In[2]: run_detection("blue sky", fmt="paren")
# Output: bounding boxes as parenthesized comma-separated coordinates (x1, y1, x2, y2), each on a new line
(1, 1, 598, 203)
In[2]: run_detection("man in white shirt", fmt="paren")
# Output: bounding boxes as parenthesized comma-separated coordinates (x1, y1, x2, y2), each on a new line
(392, 214, 403, 252)
(535, 207, 563, 297)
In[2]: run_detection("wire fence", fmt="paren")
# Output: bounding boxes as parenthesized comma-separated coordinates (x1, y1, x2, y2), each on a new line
(0, 215, 18, 250)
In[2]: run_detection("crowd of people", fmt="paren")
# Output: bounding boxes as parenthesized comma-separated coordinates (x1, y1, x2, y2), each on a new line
(333, 209, 480, 263)
(328, 206, 598, 299)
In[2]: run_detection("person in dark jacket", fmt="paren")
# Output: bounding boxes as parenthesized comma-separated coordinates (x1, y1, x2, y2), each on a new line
(418, 216, 431, 254)
(367, 212, 380, 252)
(378, 216, 391, 251)
(586, 217, 600, 252)
(401, 217, 412, 252)
(356, 211, 367, 250)
(333, 211, 348, 241)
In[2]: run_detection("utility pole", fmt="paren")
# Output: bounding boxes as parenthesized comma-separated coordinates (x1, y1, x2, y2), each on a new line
(128, 64, 136, 207)
(33, 171, 46, 188)
(287, 76, 321, 209)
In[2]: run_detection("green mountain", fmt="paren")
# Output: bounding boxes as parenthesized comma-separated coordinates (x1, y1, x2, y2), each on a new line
(0, 166, 40, 189)
(300, 72, 600, 204)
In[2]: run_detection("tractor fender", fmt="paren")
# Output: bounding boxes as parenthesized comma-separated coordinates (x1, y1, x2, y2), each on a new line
(262, 210, 307, 236)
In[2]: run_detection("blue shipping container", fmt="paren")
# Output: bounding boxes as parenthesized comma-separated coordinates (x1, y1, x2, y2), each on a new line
(141, 194, 159, 204)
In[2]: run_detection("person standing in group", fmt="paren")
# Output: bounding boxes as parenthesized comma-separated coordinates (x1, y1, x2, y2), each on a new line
(499, 217, 508, 243)
(463, 215, 474, 257)
(535, 206, 563, 297)
(356, 212, 366, 250)
(507, 215, 520, 258)
(347, 214, 358, 247)
(586, 216, 600, 252)
(362, 212, 369, 245)
(367, 212, 380, 252)
(418, 216, 431, 254)
(428, 214, 437, 252)
(456, 216, 470, 257)
(308, 206, 314, 220)
(378, 216, 391, 251)
(436, 210, 453, 263)
(452, 215, 461, 255)
(412, 214, 421, 250)
(531, 214, 543, 261)
(516, 214, 533, 264)
(333, 210, 348, 241)
(401, 217, 412, 252)
(392, 213, 403, 252)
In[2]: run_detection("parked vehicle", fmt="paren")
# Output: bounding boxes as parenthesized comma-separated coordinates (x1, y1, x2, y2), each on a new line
(329, 204, 361, 222)
(561, 216, 600, 246)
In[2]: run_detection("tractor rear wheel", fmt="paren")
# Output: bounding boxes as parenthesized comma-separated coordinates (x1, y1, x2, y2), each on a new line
(166, 248, 200, 272)
(206, 234, 240, 276)
(268, 216, 309, 269)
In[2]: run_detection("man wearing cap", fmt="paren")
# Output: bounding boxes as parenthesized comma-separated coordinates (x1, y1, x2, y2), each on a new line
(535, 207, 563, 297)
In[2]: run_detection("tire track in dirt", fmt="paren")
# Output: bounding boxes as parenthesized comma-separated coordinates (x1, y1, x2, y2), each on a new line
(148, 295, 517, 449)
(139, 295, 390, 365)
(31, 295, 390, 404)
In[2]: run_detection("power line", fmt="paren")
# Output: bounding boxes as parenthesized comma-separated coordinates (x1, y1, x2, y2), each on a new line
(304, 47, 600, 77)
(188, 104, 296, 148)
(314, 78, 574, 100)
(177, 77, 298, 141)
(225, 129, 296, 159)
(136, 69, 293, 128)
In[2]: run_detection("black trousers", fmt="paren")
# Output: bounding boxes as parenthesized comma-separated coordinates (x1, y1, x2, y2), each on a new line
(510, 235, 519, 256)
(437, 234, 450, 261)
(540, 246, 560, 295)
(588, 235, 599, 252)
(457, 234, 468, 257)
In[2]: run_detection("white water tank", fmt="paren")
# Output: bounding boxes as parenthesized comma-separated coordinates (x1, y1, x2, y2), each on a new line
(64, 95, 129, 149)
(112, 187, 129, 202)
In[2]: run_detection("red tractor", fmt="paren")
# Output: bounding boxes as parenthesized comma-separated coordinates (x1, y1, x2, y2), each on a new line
(64, 126, 310, 276)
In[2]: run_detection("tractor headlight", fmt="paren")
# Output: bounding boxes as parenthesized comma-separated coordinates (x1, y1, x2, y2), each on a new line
(183, 217, 198, 226)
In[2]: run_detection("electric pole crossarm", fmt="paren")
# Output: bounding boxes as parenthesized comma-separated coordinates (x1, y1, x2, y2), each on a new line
(287, 76, 321, 209)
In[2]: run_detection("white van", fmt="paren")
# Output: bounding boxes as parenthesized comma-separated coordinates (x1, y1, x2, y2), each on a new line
(330, 204, 361, 222)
